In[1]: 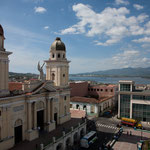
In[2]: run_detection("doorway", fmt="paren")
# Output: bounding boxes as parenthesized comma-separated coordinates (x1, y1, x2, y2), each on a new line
(14, 125, 22, 144)
(54, 113, 57, 126)
(37, 110, 44, 131)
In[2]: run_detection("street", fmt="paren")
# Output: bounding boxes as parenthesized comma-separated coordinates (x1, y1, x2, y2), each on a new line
(73, 112, 121, 150)
(70, 111, 150, 150)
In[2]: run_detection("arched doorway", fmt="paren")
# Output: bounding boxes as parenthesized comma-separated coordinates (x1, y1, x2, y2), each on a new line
(56, 143, 63, 150)
(14, 119, 23, 144)
(36, 101, 44, 131)
(76, 104, 79, 109)
(54, 107, 58, 126)
(66, 137, 71, 149)
(83, 105, 86, 110)
(73, 132, 78, 145)
(80, 128, 84, 138)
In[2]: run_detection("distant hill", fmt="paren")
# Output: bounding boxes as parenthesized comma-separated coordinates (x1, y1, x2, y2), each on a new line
(72, 67, 150, 77)
(9, 72, 38, 77)
(9, 67, 150, 79)
(9, 72, 38, 80)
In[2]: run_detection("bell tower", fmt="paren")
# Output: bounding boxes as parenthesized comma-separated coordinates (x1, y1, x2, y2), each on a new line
(0, 24, 12, 96)
(45, 37, 70, 87)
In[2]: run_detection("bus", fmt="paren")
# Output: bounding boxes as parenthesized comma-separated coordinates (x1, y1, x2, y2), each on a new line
(121, 117, 142, 128)
(80, 131, 98, 148)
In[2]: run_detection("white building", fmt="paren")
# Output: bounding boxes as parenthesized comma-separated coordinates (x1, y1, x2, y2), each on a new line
(70, 96, 114, 117)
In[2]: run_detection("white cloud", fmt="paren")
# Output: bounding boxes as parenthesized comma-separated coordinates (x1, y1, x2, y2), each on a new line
(133, 37, 150, 43)
(69, 49, 150, 73)
(44, 26, 49, 30)
(133, 4, 144, 10)
(34, 6, 47, 13)
(115, 0, 129, 5)
(60, 3, 149, 46)
(112, 50, 150, 68)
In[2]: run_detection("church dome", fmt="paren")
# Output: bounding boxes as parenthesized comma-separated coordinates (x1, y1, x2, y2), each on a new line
(51, 37, 66, 51)
(0, 24, 4, 36)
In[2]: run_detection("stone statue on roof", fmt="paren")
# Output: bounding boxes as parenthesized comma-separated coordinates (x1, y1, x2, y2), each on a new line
(37, 61, 45, 81)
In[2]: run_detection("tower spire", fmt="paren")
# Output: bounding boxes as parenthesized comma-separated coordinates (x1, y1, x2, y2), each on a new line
(45, 37, 70, 87)
(0, 25, 12, 97)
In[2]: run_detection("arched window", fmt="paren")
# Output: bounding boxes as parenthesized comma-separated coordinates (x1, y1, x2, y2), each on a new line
(64, 96, 67, 100)
(63, 54, 65, 58)
(14, 119, 23, 127)
(52, 53, 55, 58)
(83, 105, 86, 110)
(58, 53, 60, 58)
(52, 73, 55, 80)
(36, 101, 44, 111)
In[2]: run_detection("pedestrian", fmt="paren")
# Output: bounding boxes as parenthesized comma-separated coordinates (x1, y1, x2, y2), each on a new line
(38, 126, 40, 131)
(130, 131, 132, 136)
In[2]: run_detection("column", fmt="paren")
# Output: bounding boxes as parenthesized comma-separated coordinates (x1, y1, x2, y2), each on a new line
(33, 102, 37, 129)
(50, 99, 54, 121)
(47, 99, 50, 123)
(28, 102, 32, 131)
(130, 95, 132, 119)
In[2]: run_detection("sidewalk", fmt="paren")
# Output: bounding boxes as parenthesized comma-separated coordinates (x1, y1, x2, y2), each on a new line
(112, 128, 150, 150)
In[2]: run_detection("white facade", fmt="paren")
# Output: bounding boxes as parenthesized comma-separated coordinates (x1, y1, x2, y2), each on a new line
(70, 97, 114, 117)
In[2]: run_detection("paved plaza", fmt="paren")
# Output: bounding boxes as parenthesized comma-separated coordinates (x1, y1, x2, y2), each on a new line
(112, 128, 150, 150)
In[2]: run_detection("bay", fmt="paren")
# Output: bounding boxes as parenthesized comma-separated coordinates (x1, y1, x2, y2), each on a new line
(69, 76, 150, 84)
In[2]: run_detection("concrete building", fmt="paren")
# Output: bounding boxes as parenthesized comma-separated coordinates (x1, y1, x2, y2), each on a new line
(0, 25, 71, 150)
(118, 80, 150, 122)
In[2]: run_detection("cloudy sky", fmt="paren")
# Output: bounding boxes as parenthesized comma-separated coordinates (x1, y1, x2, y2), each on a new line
(1, 0, 150, 74)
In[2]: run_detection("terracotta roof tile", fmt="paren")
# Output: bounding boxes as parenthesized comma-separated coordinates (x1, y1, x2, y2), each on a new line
(71, 96, 114, 104)
(9, 82, 22, 91)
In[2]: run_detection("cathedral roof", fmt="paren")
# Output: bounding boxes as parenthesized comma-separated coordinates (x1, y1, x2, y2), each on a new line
(51, 37, 66, 51)
(0, 24, 4, 36)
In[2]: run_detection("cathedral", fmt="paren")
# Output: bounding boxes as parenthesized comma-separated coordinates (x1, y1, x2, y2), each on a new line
(0, 25, 71, 150)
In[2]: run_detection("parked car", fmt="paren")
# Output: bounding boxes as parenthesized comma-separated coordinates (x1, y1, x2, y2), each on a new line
(116, 123, 122, 128)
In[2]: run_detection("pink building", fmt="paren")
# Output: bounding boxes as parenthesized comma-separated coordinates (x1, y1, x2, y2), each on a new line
(88, 84, 117, 99)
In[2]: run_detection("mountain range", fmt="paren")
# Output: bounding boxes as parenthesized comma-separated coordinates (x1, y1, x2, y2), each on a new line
(9, 67, 150, 79)
(73, 67, 150, 77)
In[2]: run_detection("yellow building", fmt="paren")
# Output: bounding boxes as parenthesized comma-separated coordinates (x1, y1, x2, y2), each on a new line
(0, 25, 71, 150)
